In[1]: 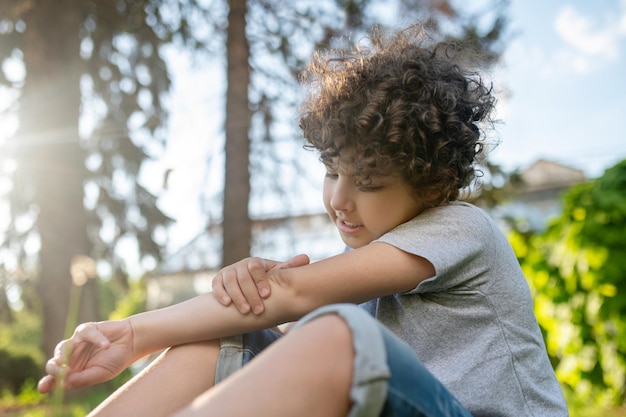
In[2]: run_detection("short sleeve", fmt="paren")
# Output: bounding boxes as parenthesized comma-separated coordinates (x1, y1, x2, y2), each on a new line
(374, 202, 497, 293)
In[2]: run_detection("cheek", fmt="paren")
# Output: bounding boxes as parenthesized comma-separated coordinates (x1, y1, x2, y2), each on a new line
(367, 196, 417, 232)
(360, 200, 390, 228)
(322, 184, 333, 213)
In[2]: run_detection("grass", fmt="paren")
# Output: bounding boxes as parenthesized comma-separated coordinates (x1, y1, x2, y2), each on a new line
(0, 380, 126, 417)
(0, 369, 132, 417)
(2, 384, 625, 417)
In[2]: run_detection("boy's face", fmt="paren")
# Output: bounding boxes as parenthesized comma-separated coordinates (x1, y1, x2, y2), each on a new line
(323, 162, 423, 249)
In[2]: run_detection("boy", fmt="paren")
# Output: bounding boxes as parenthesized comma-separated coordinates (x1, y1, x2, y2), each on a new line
(39, 27, 568, 416)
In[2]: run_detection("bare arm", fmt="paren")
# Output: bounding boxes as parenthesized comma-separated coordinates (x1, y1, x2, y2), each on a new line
(264, 242, 435, 315)
(140, 242, 433, 350)
(39, 243, 433, 391)
(129, 242, 434, 356)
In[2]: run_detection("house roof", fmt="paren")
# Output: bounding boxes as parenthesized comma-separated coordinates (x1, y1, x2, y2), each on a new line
(520, 159, 586, 192)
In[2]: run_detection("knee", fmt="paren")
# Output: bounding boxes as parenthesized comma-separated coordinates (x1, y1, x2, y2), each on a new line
(301, 313, 353, 342)
(160, 339, 221, 370)
(167, 339, 220, 354)
(285, 314, 355, 394)
(290, 307, 352, 334)
(288, 313, 355, 365)
(289, 303, 372, 344)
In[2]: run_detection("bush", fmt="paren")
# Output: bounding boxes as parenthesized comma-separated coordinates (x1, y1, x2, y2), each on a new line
(0, 349, 41, 395)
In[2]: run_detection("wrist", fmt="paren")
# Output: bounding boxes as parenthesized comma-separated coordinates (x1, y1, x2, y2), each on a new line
(125, 316, 147, 360)
(126, 311, 167, 359)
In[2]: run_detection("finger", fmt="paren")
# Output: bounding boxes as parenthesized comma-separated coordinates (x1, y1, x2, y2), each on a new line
(51, 340, 68, 364)
(42, 360, 72, 390)
(45, 357, 63, 376)
(74, 322, 111, 349)
(250, 259, 273, 300)
(65, 366, 111, 389)
(255, 255, 310, 300)
(232, 260, 266, 314)
(49, 338, 76, 368)
(244, 259, 268, 314)
(275, 254, 310, 270)
(45, 342, 83, 377)
(211, 272, 232, 306)
(222, 266, 250, 314)
(37, 374, 56, 393)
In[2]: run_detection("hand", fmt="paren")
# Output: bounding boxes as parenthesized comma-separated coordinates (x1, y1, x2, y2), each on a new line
(212, 254, 310, 315)
(37, 319, 136, 393)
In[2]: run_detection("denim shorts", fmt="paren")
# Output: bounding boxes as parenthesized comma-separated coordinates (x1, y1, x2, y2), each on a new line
(215, 304, 472, 417)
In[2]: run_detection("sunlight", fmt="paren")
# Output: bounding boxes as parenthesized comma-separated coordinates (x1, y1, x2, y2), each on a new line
(0, 108, 18, 199)
(0, 158, 15, 197)
(0, 50, 24, 158)
(0, 102, 18, 142)
(0, 61, 20, 199)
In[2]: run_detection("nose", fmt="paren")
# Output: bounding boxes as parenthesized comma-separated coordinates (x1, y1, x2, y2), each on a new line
(329, 176, 355, 212)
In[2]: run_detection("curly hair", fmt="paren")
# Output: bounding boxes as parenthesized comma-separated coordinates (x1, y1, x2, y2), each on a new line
(299, 26, 495, 208)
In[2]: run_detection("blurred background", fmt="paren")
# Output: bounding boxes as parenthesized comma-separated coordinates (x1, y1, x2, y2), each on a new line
(0, 0, 624, 415)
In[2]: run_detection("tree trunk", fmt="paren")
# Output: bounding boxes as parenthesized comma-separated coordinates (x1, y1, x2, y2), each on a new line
(19, 2, 97, 357)
(222, 0, 252, 266)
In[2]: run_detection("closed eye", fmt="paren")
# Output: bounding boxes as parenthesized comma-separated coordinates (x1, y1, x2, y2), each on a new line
(356, 183, 384, 192)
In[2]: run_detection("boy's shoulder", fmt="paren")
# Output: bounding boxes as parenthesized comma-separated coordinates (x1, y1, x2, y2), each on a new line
(418, 201, 492, 224)
(383, 201, 503, 252)
(381, 201, 497, 245)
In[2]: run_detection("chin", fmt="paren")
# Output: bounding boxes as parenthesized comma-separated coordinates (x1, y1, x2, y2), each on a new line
(341, 239, 365, 249)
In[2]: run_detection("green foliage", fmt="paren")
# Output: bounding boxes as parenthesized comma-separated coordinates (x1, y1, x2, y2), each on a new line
(0, 309, 46, 409)
(0, 351, 40, 395)
(108, 279, 147, 320)
(0, 308, 44, 364)
(0, 378, 45, 410)
(95, 273, 147, 321)
(0, 379, 125, 416)
(509, 159, 626, 407)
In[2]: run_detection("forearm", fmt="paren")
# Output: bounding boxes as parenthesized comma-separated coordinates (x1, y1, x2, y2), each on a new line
(128, 291, 300, 357)
(266, 242, 435, 312)
(128, 242, 433, 357)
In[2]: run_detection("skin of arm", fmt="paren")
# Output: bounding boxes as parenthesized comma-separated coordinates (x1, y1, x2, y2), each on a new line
(38, 242, 433, 392)
(132, 241, 434, 355)
(212, 254, 310, 315)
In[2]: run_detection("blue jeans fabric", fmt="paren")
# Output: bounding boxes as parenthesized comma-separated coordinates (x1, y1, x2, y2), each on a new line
(215, 304, 473, 417)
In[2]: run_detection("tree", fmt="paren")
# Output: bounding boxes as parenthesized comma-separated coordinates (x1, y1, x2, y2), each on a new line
(223, 0, 252, 265)
(0, 1, 213, 356)
(508, 160, 626, 407)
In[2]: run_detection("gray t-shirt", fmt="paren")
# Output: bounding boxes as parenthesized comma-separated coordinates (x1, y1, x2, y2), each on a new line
(361, 202, 568, 417)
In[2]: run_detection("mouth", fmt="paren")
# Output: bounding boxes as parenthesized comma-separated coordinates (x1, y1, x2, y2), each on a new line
(337, 218, 363, 234)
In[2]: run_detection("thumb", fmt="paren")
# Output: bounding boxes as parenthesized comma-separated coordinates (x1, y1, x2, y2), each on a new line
(37, 375, 56, 394)
(257, 255, 310, 299)
(274, 254, 310, 270)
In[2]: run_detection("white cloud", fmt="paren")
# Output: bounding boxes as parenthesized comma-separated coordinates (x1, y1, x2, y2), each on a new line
(554, 2, 626, 60)
(505, 40, 592, 79)
(550, 3, 626, 75)
(504, 2, 626, 81)
(555, 6, 621, 59)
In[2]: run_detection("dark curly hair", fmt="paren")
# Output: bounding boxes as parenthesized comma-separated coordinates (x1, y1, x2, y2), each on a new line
(299, 26, 495, 208)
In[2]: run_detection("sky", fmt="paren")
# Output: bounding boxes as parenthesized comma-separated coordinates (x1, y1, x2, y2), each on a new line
(491, 0, 626, 178)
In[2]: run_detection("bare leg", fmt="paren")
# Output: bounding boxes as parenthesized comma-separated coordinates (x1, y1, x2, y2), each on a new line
(173, 314, 354, 417)
(87, 340, 220, 417)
